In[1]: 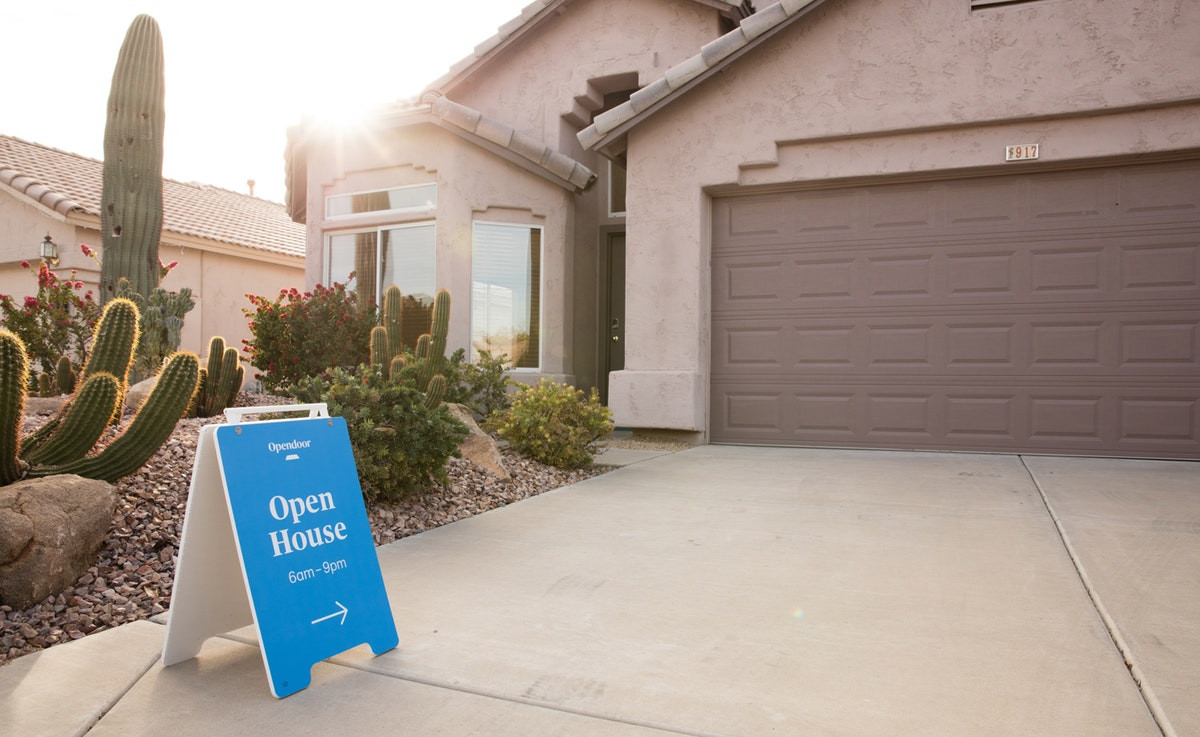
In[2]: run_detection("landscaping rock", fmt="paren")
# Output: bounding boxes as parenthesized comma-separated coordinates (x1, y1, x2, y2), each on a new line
(124, 376, 157, 411)
(0, 475, 117, 610)
(447, 403, 510, 481)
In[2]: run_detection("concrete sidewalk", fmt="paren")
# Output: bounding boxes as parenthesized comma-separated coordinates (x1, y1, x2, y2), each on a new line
(3, 447, 1196, 737)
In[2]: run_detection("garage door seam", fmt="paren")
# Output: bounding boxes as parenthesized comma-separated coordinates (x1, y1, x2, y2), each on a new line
(1020, 455, 1177, 737)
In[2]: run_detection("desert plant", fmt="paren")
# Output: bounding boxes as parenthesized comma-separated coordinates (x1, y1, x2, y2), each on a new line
(287, 365, 467, 502)
(116, 277, 194, 381)
(442, 349, 513, 420)
(99, 14, 166, 302)
(0, 260, 100, 376)
(489, 378, 613, 469)
(189, 335, 244, 418)
(0, 298, 200, 486)
(371, 287, 452, 409)
(243, 282, 376, 393)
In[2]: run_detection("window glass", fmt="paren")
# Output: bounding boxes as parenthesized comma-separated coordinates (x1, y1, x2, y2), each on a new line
(471, 223, 542, 369)
(326, 223, 435, 318)
(326, 184, 437, 218)
(609, 159, 627, 216)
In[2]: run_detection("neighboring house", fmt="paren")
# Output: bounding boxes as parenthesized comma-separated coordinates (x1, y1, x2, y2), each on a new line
(1, 134, 305, 379)
(289, 0, 1200, 459)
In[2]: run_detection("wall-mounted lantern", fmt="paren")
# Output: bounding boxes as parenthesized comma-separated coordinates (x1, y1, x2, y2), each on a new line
(39, 234, 59, 266)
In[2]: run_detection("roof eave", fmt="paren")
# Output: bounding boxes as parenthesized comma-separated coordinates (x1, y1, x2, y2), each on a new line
(579, 0, 833, 154)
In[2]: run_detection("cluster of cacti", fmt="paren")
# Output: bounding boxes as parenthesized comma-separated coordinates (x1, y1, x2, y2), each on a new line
(0, 297, 199, 486)
(116, 277, 196, 380)
(36, 355, 78, 397)
(189, 336, 244, 418)
(99, 14, 166, 302)
(369, 286, 451, 408)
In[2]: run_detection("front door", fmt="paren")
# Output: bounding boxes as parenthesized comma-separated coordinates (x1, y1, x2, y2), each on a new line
(603, 233, 626, 404)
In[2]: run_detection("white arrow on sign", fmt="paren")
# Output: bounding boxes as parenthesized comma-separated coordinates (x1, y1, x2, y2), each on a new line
(311, 601, 348, 626)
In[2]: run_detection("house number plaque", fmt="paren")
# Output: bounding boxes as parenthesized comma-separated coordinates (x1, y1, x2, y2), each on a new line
(1005, 143, 1039, 161)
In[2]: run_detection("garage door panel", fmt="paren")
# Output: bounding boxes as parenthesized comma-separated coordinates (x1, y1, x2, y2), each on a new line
(713, 310, 1200, 377)
(713, 235, 1195, 311)
(1120, 242, 1199, 290)
(711, 374, 1200, 457)
(711, 159, 1200, 457)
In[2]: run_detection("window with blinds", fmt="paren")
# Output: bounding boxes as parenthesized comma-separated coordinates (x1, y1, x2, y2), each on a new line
(326, 223, 435, 311)
(471, 222, 542, 369)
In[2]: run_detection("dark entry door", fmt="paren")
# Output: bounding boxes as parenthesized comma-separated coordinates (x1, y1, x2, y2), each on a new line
(604, 233, 626, 404)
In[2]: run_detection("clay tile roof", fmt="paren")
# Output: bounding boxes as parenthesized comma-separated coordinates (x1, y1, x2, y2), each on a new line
(427, 0, 749, 95)
(578, 0, 828, 153)
(422, 94, 597, 192)
(0, 134, 305, 258)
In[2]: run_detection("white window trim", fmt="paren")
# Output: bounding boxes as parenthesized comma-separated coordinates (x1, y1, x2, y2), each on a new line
(471, 220, 544, 371)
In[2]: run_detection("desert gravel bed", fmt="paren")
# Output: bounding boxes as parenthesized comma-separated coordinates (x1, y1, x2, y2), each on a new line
(0, 395, 611, 666)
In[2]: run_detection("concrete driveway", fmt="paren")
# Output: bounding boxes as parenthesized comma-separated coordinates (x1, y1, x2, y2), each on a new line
(3, 446, 1197, 737)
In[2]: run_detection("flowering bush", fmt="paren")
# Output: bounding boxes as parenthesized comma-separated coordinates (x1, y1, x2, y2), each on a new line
(243, 282, 377, 393)
(488, 378, 613, 468)
(0, 259, 101, 375)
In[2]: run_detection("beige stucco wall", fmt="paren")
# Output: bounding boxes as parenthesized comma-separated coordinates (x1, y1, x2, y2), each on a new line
(450, 0, 723, 146)
(304, 122, 578, 381)
(1, 192, 303, 385)
(612, 0, 1200, 433)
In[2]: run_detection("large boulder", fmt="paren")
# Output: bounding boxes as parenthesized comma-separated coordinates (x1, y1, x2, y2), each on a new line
(0, 475, 117, 610)
(446, 403, 509, 480)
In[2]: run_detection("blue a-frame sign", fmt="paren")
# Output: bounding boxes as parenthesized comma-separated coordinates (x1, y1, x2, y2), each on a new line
(162, 404, 398, 698)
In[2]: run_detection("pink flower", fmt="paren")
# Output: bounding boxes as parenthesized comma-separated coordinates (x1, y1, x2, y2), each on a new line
(80, 244, 93, 256)
(20, 261, 30, 269)
(23, 296, 39, 308)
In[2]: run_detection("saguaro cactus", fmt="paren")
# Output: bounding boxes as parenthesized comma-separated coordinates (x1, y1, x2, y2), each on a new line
(99, 14, 166, 301)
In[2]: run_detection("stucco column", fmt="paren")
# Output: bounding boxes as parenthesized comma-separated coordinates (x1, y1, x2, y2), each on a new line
(608, 162, 708, 433)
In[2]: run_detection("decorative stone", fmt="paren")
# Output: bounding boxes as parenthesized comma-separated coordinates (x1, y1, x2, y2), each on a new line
(124, 376, 158, 411)
(0, 475, 117, 610)
(446, 403, 510, 481)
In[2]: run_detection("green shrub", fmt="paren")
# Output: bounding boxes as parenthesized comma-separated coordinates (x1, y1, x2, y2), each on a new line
(242, 282, 376, 393)
(489, 378, 613, 469)
(440, 349, 513, 420)
(288, 365, 468, 502)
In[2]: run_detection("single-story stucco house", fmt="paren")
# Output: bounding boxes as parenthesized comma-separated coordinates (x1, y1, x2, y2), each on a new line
(1, 134, 305, 373)
(287, 0, 1200, 459)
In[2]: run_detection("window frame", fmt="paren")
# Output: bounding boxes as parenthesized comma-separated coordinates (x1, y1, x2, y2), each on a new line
(470, 220, 544, 371)
(325, 183, 437, 221)
(324, 220, 436, 306)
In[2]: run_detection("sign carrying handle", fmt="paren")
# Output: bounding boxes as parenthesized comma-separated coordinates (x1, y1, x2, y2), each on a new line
(223, 403, 329, 424)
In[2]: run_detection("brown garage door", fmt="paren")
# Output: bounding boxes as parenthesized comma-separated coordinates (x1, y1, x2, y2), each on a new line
(711, 159, 1200, 458)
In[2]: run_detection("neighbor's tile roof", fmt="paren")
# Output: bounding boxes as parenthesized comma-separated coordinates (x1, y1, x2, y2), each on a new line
(0, 135, 305, 258)
(578, 0, 829, 153)
(427, 0, 749, 94)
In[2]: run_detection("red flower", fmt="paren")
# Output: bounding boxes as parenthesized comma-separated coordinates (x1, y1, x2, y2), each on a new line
(20, 261, 30, 269)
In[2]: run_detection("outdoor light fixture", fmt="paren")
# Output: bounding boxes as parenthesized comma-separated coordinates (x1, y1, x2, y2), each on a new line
(39, 234, 60, 266)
